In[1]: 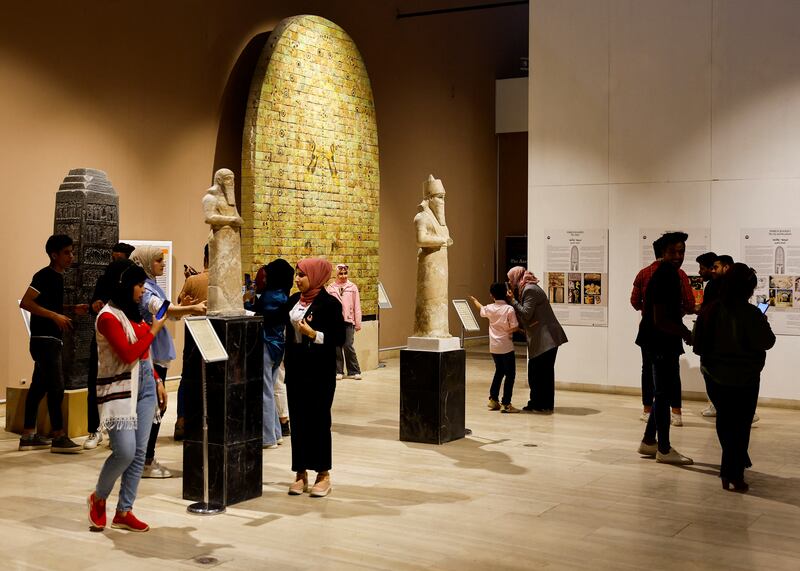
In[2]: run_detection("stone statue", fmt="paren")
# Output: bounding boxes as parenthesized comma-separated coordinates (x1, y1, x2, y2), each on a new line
(413, 174, 453, 338)
(204, 168, 245, 316)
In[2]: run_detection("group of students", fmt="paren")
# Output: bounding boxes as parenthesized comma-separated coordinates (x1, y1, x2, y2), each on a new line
(632, 231, 774, 492)
(19, 233, 361, 531)
(469, 265, 568, 415)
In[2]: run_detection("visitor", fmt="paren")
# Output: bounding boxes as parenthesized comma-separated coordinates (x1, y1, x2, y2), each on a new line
(693, 263, 775, 492)
(85, 242, 136, 450)
(253, 258, 294, 449)
(631, 236, 695, 426)
(173, 244, 209, 441)
(469, 282, 520, 413)
(326, 263, 363, 380)
(635, 232, 694, 465)
(87, 260, 168, 532)
(18, 234, 88, 454)
(696, 251, 719, 419)
(131, 246, 206, 478)
(507, 265, 568, 413)
(284, 258, 345, 497)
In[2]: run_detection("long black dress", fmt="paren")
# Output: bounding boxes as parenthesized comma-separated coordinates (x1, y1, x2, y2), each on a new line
(283, 289, 345, 473)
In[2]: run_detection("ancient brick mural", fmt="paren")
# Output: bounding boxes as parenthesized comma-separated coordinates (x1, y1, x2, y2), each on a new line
(242, 15, 380, 314)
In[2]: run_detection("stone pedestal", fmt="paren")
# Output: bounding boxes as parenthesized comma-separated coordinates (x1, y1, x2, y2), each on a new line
(182, 315, 263, 506)
(4, 387, 88, 438)
(399, 348, 466, 444)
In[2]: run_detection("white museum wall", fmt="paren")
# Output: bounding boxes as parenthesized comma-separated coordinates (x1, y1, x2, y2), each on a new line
(530, 0, 800, 403)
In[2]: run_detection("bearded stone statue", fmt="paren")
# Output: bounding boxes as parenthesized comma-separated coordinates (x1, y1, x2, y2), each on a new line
(203, 168, 245, 316)
(412, 174, 454, 338)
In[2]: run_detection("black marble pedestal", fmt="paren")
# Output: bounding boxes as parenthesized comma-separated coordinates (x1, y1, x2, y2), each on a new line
(399, 348, 466, 444)
(182, 315, 263, 506)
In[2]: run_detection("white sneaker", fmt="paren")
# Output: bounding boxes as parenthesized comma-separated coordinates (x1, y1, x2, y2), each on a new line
(656, 447, 693, 465)
(336, 373, 344, 380)
(671, 413, 683, 427)
(640, 411, 650, 423)
(142, 459, 172, 478)
(277, 437, 284, 445)
(263, 443, 279, 450)
(752, 413, 760, 424)
(701, 403, 717, 417)
(83, 432, 103, 450)
(637, 441, 657, 457)
(352, 373, 362, 380)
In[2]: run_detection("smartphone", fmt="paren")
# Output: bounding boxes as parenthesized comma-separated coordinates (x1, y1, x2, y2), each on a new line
(156, 300, 171, 320)
(757, 301, 769, 314)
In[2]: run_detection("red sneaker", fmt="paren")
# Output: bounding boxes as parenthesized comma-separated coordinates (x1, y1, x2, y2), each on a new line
(111, 510, 150, 532)
(87, 492, 106, 531)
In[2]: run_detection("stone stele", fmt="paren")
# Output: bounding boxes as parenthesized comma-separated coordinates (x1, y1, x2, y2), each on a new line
(204, 168, 245, 316)
(54, 168, 119, 389)
(410, 175, 459, 351)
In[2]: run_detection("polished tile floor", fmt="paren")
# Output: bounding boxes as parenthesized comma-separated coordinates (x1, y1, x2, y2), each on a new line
(1, 352, 799, 570)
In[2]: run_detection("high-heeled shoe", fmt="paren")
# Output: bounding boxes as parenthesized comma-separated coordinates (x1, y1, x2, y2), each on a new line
(721, 478, 749, 493)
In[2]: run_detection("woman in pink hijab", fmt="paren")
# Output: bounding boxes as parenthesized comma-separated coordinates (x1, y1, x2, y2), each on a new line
(506, 266, 568, 413)
(283, 258, 345, 497)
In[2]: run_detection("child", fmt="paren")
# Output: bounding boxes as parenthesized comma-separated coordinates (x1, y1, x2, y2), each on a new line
(469, 283, 520, 413)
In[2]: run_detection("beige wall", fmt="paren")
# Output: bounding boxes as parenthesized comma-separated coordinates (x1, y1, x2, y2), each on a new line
(0, 1, 527, 396)
(530, 0, 800, 401)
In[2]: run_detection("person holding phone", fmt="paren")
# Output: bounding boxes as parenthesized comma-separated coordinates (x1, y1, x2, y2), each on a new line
(283, 258, 345, 497)
(131, 246, 206, 478)
(693, 264, 775, 492)
(87, 259, 168, 532)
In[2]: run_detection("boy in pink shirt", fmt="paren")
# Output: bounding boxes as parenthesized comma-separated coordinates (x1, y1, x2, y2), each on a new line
(469, 283, 520, 413)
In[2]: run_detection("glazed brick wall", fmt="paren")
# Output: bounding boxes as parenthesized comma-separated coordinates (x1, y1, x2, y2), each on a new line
(242, 15, 380, 314)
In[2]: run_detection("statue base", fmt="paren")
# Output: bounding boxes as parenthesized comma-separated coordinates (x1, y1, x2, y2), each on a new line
(399, 347, 465, 444)
(406, 336, 461, 352)
(182, 315, 263, 507)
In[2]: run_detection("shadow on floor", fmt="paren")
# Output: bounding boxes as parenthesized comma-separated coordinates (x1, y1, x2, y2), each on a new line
(680, 464, 800, 508)
(404, 437, 528, 475)
(553, 407, 601, 416)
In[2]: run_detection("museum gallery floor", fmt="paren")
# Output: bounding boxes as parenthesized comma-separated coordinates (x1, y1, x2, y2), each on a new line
(1, 353, 799, 570)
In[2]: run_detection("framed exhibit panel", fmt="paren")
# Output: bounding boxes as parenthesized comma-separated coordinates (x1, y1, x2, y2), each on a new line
(742, 228, 800, 336)
(544, 229, 608, 327)
(123, 239, 173, 297)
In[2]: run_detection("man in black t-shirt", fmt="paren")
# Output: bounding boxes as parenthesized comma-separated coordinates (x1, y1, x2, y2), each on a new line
(18, 234, 88, 453)
(635, 232, 694, 465)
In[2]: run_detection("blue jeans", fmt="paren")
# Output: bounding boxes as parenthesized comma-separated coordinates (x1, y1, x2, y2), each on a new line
(642, 351, 679, 454)
(95, 361, 157, 512)
(263, 347, 282, 446)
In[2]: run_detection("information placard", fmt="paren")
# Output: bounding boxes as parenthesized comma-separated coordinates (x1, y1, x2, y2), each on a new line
(544, 229, 608, 327)
(742, 228, 800, 336)
(452, 299, 481, 332)
(185, 317, 229, 363)
(378, 282, 392, 309)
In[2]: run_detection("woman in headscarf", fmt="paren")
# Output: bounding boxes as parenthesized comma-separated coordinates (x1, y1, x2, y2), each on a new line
(325, 263, 363, 380)
(507, 266, 568, 413)
(130, 246, 205, 478)
(283, 258, 345, 497)
(87, 260, 167, 532)
(254, 258, 295, 449)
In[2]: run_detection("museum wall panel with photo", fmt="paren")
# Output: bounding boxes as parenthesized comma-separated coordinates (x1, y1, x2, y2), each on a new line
(529, 0, 800, 402)
(0, 0, 528, 398)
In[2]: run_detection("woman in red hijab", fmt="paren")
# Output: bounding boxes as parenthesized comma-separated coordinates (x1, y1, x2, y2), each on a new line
(283, 258, 345, 497)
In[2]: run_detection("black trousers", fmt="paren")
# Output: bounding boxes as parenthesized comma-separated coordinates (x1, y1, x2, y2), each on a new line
(24, 337, 65, 432)
(490, 351, 516, 405)
(145, 364, 168, 461)
(527, 347, 558, 410)
(642, 351, 680, 454)
(705, 378, 758, 481)
(640, 346, 682, 409)
(286, 373, 336, 473)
